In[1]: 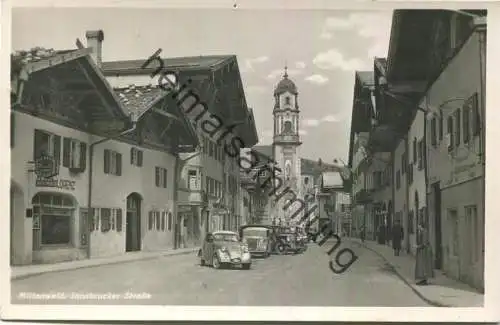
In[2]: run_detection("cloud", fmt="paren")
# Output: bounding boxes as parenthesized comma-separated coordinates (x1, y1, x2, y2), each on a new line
(305, 74, 329, 85)
(304, 119, 320, 127)
(322, 114, 340, 123)
(320, 31, 333, 40)
(320, 12, 392, 58)
(299, 129, 308, 136)
(367, 42, 389, 59)
(295, 61, 306, 69)
(313, 48, 368, 71)
(302, 115, 341, 129)
(240, 56, 270, 72)
(267, 68, 303, 80)
(245, 86, 267, 94)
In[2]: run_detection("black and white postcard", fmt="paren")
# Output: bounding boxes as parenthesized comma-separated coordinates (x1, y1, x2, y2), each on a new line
(1, 0, 499, 322)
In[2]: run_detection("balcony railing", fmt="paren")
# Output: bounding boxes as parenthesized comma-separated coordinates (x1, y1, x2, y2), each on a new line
(274, 134, 300, 143)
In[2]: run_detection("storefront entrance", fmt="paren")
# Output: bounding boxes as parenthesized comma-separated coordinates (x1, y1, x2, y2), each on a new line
(126, 193, 142, 252)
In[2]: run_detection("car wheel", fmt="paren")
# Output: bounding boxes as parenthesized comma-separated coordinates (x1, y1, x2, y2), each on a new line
(242, 263, 251, 270)
(212, 253, 221, 269)
(277, 244, 285, 255)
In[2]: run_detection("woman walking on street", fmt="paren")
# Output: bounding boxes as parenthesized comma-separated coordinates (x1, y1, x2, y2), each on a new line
(391, 219, 404, 256)
(415, 220, 434, 285)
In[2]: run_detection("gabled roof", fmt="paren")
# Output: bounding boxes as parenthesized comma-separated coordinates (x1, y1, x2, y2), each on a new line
(301, 158, 341, 177)
(322, 171, 344, 189)
(102, 55, 233, 75)
(11, 46, 130, 126)
(356, 71, 375, 89)
(114, 84, 166, 118)
(252, 145, 273, 160)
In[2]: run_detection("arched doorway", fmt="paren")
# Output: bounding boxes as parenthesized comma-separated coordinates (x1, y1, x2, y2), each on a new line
(126, 193, 142, 252)
(11, 182, 25, 265)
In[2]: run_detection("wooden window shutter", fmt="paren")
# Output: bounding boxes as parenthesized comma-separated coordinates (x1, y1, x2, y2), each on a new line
(33, 129, 42, 159)
(116, 153, 122, 176)
(53, 136, 61, 166)
(413, 138, 417, 163)
(138, 150, 143, 167)
(431, 118, 437, 146)
(63, 138, 71, 167)
(455, 109, 461, 146)
(148, 211, 153, 230)
(439, 112, 444, 140)
(163, 169, 168, 188)
(472, 94, 481, 136)
(155, 167, 160, 187)
(116, 209, 122, 232)
(104, 149, 110, 174)
(80, 142, 87, 171)
(130, 148, 135, 165)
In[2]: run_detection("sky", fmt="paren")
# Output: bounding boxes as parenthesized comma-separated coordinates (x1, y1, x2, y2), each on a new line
(12, 8, 393, 162)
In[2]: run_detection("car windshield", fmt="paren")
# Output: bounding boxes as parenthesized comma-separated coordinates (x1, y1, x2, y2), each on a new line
(213, 233, 239, 242)
(242, 227, 268, 237)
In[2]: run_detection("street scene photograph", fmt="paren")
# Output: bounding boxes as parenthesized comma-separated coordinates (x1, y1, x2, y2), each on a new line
(6, 4, 489, 314)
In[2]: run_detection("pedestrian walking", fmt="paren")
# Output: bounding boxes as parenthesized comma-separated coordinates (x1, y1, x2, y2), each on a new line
(377, 223, 386, 244)
(391, 219, 404, 256)
(360, 225, 365, 243)
(415, 221, 434, 285)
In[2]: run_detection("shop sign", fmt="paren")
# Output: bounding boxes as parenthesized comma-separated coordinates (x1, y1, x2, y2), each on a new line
(34, 154, 59, 179)
(36, 178, 76, 190)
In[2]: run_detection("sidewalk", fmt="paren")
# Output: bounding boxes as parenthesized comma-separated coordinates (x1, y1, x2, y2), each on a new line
(11, 247, 198, 281)
(348, 238, 484, 307)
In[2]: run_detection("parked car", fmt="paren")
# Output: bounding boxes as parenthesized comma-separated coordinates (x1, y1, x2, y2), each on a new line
(276, 231, 303, 254)
(198, 231, 252, 269)
(239, 225, 272, 257)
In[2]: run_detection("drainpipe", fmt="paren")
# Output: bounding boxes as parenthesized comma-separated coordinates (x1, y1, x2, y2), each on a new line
(404, 134, 410, 253)
(86, 124, 137, 259)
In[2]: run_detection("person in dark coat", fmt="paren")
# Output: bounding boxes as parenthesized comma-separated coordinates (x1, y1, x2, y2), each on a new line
(391, 219, 404, 256)
(360, 225, 366, 243)
(415, 221, 434, 285)
(377, 224, 386, 244)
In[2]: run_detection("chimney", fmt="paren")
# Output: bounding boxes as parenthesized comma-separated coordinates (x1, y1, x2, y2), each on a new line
(85, 30, 104, 67)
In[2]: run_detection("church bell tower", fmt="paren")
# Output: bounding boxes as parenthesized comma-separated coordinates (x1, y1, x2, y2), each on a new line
(272, 66, 302, 225)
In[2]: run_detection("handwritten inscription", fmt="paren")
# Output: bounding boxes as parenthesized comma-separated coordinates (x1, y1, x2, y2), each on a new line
(36, 178, 76, 190)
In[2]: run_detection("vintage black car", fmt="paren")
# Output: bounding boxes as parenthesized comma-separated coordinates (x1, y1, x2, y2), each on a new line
(198, 231, 252, 269)
(239, 225, 273, 257)
(275, 230, 304, 254)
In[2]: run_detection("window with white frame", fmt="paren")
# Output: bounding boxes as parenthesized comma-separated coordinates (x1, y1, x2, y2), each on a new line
(63, 138, 87, 170)
(188, 169, 200, 190)
(33, 129, 61, 163)
(155, 167, 168, 188)
(104, 149, 122, 176)
(130, 147, 143, 167)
